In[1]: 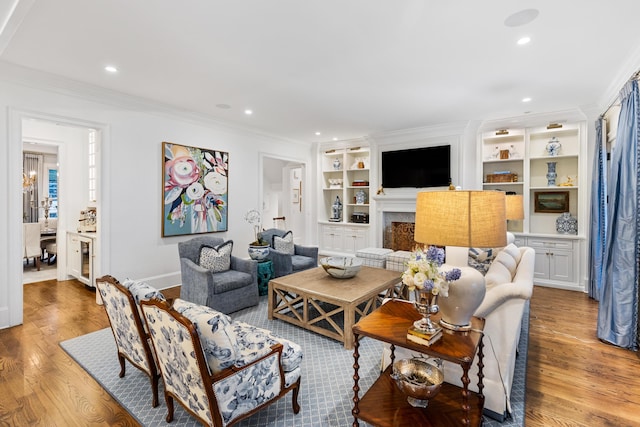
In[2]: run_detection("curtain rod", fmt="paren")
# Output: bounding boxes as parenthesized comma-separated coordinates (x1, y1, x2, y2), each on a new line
(600, 70, 640, 118)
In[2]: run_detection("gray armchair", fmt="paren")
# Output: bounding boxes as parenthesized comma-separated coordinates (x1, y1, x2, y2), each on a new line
(258, 229, 318, 278)
(178, 236, 259, 314)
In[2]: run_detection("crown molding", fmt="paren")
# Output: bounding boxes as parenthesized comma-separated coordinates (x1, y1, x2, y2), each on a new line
(0, 60, 306, 146)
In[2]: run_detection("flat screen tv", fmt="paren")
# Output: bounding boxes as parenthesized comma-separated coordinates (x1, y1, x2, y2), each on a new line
(382, 145, 451, 188)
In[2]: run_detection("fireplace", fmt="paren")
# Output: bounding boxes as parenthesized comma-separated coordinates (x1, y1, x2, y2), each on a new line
(382, 212, 416, 250)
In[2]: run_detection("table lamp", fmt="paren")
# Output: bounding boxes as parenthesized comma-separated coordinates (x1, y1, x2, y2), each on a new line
(506, 194, 524, 236)
(414, 190, 507, 330)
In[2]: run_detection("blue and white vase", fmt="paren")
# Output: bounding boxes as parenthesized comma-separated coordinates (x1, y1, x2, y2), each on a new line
(248, 244, 270, 261)
(355, 189, 367, 204)
(556, 212, 578, 235)
(546, 162, 557, 186)
(546, 137, 561, 156)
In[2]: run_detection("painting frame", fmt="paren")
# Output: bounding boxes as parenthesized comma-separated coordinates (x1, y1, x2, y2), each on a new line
(534, 191, 569, 213)
(162, 142, 229, 237)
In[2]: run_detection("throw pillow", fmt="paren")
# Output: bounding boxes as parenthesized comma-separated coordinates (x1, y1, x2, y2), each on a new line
(273, 231, 294, 255)
(468, 247, 497, 275)
(198, 240, 233, 272)
(494, 250, 517, 277)
(484, 260, 512, 288)
(502, 243, 522, 264)
(172, 298, 238, 374)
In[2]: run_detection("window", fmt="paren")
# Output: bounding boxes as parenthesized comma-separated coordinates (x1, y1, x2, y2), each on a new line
(48, 168, 58, 218)
(88, 129, 96, 202)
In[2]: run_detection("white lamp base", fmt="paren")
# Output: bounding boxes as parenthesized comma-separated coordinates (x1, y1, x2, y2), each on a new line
(438, 266, 485, 331)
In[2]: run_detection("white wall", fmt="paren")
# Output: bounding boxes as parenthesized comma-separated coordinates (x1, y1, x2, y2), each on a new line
(0, 63, 311, 329)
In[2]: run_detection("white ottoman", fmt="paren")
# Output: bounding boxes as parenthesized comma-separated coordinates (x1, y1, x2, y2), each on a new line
(385, 250, 412, 272)
(355, 247, 393, 269)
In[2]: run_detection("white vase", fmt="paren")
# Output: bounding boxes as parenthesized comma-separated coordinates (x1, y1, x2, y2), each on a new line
(438, 267, 486, 331)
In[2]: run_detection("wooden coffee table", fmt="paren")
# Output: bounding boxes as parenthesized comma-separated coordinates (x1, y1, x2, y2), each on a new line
(268, 266, 402, 349)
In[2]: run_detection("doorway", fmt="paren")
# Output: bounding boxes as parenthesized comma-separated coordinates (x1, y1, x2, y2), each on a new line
(260, 154, 308, 243)
(22, 138, 59, 284)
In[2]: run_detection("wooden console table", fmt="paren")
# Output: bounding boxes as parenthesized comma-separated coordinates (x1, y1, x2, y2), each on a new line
(352, 300, 485, 426)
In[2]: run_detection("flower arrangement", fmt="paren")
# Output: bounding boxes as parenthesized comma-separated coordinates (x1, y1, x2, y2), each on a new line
(244, 209, 268, 246)
(401, 246, 462, 297)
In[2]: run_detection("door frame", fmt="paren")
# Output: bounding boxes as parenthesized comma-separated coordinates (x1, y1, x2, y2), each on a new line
(258, 152, 311, 244)
(7, 108, 109, 326)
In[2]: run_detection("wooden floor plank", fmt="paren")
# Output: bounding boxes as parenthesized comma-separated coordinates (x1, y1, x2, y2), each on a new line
(1, 279, 639, 426)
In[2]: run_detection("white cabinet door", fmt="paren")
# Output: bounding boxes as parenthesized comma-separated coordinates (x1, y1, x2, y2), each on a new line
(67, 234, 82, 279)
(343, 227, 369, 254)
(321, 225, 344, 253)
(548, 249, 574, 282)
(527, 237, 576, 284)
(533, 249, 550, 280)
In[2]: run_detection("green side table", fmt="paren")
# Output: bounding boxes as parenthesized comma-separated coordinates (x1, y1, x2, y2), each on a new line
(257, 260, 274, 296)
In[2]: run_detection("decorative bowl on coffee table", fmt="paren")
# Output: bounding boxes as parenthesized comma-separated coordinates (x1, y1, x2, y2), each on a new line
(320, 256, 362, 279)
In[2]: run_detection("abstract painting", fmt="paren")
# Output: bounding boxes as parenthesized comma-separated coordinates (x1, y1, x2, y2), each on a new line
(162, 142, 228, 236)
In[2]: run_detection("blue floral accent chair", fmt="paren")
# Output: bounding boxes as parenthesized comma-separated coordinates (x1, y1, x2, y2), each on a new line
(96, 275, 164, 407)
(141, 298, 302, 426)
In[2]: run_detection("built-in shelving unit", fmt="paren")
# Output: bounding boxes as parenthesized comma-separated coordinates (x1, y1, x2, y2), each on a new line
(318, 140, 371, 256)
(479, 121, 586, 291)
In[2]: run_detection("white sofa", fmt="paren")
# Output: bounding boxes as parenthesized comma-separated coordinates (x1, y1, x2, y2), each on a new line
(382, 243, 535, 421)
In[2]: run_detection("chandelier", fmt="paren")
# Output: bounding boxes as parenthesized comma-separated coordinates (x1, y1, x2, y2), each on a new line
(22, 170, 36, 192)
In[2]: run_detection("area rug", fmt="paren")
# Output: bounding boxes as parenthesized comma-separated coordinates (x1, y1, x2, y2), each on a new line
(60, 297, 528, 426)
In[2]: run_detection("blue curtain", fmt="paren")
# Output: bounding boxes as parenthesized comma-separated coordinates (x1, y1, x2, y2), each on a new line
(597, 79, 640, 350)
(588, 118, 607, 300)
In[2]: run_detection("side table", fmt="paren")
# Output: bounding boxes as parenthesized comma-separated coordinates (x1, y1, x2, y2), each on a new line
(257, 260, 274, 296)
(351, 299, 485, 426)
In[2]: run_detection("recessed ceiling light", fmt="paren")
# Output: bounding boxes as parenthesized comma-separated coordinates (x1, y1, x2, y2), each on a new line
(315, 131, 321, 136)
(504, 9, 539, 27)
(244, 109, 253, 115)
(216, 104, 231, 109)
(332, 137, 338, 141)
(522, 97, 532, 103)
(104, 65, 118, 73)
(517, 36, 531, 45)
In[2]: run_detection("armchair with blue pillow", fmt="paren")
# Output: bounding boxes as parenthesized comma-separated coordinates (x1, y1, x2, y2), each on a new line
(258, 228, 318, 278)
(178, 236, 259, 314)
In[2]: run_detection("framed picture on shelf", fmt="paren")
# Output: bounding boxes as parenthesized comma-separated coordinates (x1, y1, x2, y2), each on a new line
(534, 191, 569, 213)
(162, 142, 228, 237)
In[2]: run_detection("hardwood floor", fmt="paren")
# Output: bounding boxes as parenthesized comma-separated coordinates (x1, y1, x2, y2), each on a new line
(0, 280, 638, 426)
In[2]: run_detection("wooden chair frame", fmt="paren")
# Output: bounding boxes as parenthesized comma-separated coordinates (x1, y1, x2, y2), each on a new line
(141, 299, 301, 426)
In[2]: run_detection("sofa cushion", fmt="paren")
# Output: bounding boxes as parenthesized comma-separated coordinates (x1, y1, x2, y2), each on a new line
(273, 231, 294, 254)
(172, 298, 238, 374)
(198, 240, 233, 272)
(230, 321, 303, 372)
(468, 247, 497, 274)
(484, 260, 512, 288)
(494, 250, 517, 277)
(502, 243, 522, 264)
(209, 269, 254, 293)
(291, 254, 316, 272)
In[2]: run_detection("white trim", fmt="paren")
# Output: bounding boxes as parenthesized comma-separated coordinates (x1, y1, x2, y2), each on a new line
(6, 108, 109, 326)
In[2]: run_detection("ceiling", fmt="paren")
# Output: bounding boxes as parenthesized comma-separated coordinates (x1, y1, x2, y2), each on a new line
(2, 1, 640, 143)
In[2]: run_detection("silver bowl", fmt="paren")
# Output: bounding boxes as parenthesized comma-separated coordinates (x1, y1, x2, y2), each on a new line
(391, 358, 444, 407)
(320, 256, 362, 279)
